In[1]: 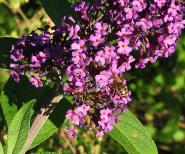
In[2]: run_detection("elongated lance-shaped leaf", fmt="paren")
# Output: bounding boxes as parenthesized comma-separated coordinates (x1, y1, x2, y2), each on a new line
(0, 91, 18, 128)
(30, 96, 73, 149)
(7, 100, 36, 154)
(0, 141, 4, 154)
(0, 37, 18, 69)
(109, 110, 158, 154)
(0, 77, 53, 127)
(40, 0, 76, 25)
(20, 85, 63, 154)
(40, 0, 97, 26)
(0, 77, 72, 150)
(30, 120, 58, 149)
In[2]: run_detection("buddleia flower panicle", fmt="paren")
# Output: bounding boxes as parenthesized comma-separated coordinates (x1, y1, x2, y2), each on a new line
(10, 0, 185, 137)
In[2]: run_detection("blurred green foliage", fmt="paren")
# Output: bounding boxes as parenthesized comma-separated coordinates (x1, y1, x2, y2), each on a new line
(0, 0, 185, 154)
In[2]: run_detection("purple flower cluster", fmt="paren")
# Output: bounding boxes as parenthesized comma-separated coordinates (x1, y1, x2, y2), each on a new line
(10, 0, 185, 137)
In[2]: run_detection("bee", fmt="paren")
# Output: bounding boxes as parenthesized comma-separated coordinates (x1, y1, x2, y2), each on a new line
(119, 86, 129, 97)
(89, 107, 95, 114)
(87, 100, 94, 106)
(109, 77, 129, 97)
(108, 83, 117, 96)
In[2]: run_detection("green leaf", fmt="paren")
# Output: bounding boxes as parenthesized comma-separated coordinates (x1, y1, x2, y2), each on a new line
(0, 91, 18, 128)
(7, 99, 36, 154)
(109, 110, 158, 154)
(40, 0, 97, 25)
(40, 0, 75, 25)
(0, 77, 52, 127)
(0, 37, 18, 69)
(30, 120, 57, 149)
(30, 97, 72, 149)
(1, 77, 73, 150)
(0, 141, 4, 154)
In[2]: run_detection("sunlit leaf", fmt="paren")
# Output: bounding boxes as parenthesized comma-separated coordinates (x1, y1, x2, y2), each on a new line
(109, 110, 158, 154)
(7, 99, 35, 154)
(0, 141, 4, 154)
(30, 96, 72, 149)
(1, 77, 73, 150)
